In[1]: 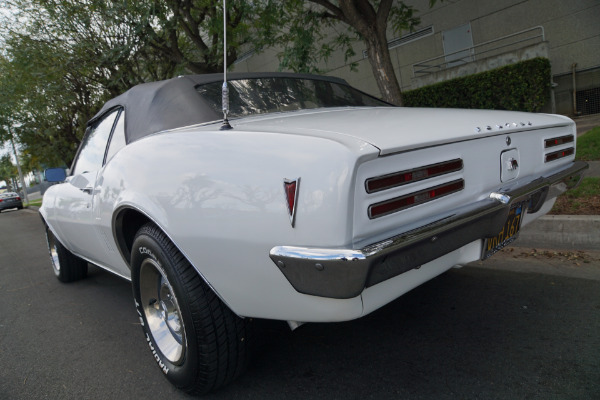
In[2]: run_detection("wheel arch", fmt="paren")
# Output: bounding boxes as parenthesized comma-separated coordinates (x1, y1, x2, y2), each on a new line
(114, 206, 240, 318)
(112, 206, 152, 269)
(39, 212, 66, 250)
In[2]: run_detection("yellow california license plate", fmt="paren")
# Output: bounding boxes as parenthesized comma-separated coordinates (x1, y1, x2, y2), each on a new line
(482, 202, 526, 259)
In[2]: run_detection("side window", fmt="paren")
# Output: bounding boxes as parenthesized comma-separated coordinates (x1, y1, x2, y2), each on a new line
(72, 109, 119, 175)
(105, 110, 127, 163)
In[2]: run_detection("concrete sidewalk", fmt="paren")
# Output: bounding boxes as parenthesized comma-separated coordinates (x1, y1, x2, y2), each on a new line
(518, 215, 600, 251)
(585, 161, 600, 177)
(517, 158, 598, 250)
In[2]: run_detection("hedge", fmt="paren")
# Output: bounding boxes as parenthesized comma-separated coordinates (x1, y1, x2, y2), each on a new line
(403, 57, 551, 112)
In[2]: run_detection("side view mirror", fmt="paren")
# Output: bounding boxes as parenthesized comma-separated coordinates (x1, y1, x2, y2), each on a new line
(45, 168, 67, 182)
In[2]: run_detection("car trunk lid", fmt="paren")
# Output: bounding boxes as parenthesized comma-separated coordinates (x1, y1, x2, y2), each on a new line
(232, 107, 573, 155)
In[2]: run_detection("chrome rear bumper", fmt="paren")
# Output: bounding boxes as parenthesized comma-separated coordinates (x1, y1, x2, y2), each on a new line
(269, 161, 588, 299)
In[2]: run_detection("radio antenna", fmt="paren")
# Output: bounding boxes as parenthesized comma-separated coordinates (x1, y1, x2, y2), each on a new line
(220, 0, 232, 130)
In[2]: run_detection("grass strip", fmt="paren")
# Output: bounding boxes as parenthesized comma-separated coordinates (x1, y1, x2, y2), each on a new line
(576, 126, 600, 161)
(26, 199, 43, 207)
(550, 177, 600, 215)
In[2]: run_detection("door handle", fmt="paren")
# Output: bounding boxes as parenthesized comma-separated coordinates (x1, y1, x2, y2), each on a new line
(80, 186, 94, 194)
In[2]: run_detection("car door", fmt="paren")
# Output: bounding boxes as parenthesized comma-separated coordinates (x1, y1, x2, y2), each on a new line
(53, 108, 121, 264)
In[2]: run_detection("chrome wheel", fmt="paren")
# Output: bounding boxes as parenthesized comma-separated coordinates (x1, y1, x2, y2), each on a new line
(44, 225, 87, 282)
(132, 223, 252, 394)
(46, 230, 61, 277)
(139, 258, 186, 364)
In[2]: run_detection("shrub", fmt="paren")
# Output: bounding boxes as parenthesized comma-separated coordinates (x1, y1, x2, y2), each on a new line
(404, 57, 551, 112)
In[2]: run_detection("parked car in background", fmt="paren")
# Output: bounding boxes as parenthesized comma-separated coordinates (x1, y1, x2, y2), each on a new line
(40, 72, 588, 394)
(0, 192, 23, 212)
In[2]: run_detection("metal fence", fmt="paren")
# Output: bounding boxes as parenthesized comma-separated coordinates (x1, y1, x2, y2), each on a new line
(553, 66, 600, 116)
(413, 26, 545, 76)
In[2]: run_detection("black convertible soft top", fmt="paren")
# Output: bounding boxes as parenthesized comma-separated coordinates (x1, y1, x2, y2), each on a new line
(91, 72, 349, 144)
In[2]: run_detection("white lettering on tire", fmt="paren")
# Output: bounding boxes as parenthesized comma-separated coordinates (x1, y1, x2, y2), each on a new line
(146, 333, 169, 375)
(134, 299, 144, 326)
(138, 246, 161, 266)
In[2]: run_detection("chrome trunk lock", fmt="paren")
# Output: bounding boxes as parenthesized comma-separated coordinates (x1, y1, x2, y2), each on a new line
(500, 149, 520, 182)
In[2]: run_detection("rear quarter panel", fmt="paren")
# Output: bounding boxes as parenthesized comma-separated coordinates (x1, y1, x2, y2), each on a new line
(97, 127, 379, 321)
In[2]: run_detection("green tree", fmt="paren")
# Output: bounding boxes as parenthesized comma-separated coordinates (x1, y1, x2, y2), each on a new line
(0, 0, 437, 168)
(132, 0, 280, 73)
(128, 0, 439, 104)
(0, 154, 17, 189)
(262, 0, 438, 105)
(0, 0, 182, 166)
(0, 0, 281, 165)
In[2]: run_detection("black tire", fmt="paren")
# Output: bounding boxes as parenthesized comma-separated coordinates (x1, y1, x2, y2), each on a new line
(45, 227, 88, 282)
(131, 223, 253, 395)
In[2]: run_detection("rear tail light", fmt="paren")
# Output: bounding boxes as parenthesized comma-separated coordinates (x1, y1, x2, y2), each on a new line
(545, 147, 574, 163)
(368, 179, 464, 219)
(16, 197, 21, 201)
(365, 159, 463, 194)
(545, 135, 574, 148)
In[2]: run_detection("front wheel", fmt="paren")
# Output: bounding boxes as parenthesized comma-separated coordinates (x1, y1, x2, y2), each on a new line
(131, 223, 252, 394)
(45, 226, 88, 282)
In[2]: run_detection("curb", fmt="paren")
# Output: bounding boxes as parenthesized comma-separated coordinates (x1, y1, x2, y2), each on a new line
(518, 215, 600, 251)
(583, 161, 600, 177)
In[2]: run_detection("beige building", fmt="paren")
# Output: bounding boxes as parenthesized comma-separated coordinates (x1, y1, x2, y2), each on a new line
(233, 0, 600, 116)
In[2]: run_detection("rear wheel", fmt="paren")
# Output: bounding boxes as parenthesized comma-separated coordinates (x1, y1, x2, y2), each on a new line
(45, 227, 88, 282)
(131, 223, 252, 394)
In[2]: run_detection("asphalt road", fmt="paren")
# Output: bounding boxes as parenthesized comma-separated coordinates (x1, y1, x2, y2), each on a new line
(1, 209, 599, 399)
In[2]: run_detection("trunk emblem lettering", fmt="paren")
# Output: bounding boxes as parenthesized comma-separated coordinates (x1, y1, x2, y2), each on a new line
(475, 122, 533, 133)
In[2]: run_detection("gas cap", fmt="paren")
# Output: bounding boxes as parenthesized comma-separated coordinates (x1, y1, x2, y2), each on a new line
(500, 149, 520, 182)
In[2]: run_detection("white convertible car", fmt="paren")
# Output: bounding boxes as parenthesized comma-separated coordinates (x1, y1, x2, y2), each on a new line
(41, 73, 587, 394)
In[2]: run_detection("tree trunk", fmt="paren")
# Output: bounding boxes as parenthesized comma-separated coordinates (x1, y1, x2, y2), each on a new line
(333, 0, 403, 106)
(365, 33, 403, 106)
